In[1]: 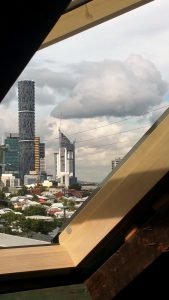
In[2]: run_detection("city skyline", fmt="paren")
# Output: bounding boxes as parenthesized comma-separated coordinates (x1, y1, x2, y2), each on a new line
(0, 81, 47, 186)
(1, 0, 169, 182)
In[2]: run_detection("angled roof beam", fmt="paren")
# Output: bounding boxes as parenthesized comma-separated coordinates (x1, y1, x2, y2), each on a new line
(41, 0, 153, 49)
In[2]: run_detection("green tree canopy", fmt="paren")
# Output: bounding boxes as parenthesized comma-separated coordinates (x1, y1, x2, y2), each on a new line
(23, 205, 47, 216)
(69, 183, 81, 190)
(2, 186, 9, 193)
(0, 190, 6, 200)
(17, 186, 28, 196)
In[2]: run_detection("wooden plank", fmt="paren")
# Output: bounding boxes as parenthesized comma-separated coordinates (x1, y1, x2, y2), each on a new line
(0, 245, 74, 275)
(41, 0, 153, 49)
(59, 109, 169, 265)
(85, 201, 169, 299)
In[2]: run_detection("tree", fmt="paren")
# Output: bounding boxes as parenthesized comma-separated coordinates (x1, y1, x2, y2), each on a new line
(14, 207, 22, 213)
(0, 212, 24, 234)
(2, 186, 9, 193)
(69, 183, 81, 190)
(68, 200, 76, 211)
(23, 205, 47, 216)
(61, 197, 68, 206)
(0, 190, 6, 200)
(32, 194, 39, 202)
(23, 219, 56, 234)
(0, 199, 10, 208)
(17, 186, 28, 196)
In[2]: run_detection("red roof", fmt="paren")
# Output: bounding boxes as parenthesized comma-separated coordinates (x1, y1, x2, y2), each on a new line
(48, 208, 62, 214)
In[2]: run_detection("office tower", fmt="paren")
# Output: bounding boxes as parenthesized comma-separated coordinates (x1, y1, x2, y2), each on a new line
(112, 157, 121, 170)
(39, 142, 46, 173)
(34, 136, 40, 174)
(18, 80, 35, 184)
(4, 133, 19, 177)
(0, 146, 4, 178)
(54, 152, 58, 180)
(55, 130, 77, 188)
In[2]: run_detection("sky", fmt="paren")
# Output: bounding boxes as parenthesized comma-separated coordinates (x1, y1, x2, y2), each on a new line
(1, 0, 169, 182)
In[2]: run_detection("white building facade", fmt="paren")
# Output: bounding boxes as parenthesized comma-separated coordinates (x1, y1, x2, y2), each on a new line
(1, 174, 20, 187)
(54, 131, 77, 188)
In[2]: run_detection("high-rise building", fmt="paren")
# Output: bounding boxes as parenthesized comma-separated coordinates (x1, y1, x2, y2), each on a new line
(18, 80, 35, 184)
(54, 152, 58, 180)
(34, 136, 40, 174)
(34, 138, 46, 181)
(0, 146, 4, 177)
(112, 157, 121, 170)
(4, 133, 19, 177)
(55, 130, 77, 188)
(39, 142, 46, 173)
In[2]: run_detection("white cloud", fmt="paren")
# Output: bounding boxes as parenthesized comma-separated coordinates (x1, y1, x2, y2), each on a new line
(41, 116, 151, 182)
(0, 106, 18, 140)
(51, 55, 168, 119)
(2, 65, 77, 107)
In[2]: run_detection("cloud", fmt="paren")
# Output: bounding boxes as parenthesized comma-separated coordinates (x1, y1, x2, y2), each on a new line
(0, 106, 18, 139)
(2, 64, 77, 107)
(2, 86, 17, 106)
(41, 116, 149, 182)
(21, 67, 76, 92)
(51, 55, 168, 119)
(148, 103, 169, 124)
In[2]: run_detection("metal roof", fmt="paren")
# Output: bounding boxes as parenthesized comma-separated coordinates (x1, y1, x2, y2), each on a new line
(0, 233, 50, 248)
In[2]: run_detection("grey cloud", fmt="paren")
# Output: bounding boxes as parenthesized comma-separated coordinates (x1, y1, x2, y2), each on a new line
(36, 120, 53, 142)
(0, 107, 18, 139)
(149, 104, 169, 124)
(35, 87, 56, 106)
(20, 66, 77, 92)
(2, 86, 17, 106)
(3, 64, 77, 106)
(51, 55, 168, 119)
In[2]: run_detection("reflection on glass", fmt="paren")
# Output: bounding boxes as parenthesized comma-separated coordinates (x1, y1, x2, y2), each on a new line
(0, 284, 91, 300)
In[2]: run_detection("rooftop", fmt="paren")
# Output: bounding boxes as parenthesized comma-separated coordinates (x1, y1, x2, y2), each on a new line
(0, 233, 50, 248)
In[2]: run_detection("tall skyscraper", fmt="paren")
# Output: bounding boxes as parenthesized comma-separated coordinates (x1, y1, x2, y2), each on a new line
(18, 80, 35, 184)
(4, 133, 19, 177)
(54, 152, 58, 181)
(34, 136, 40, 174)
(55, 130, 76, 188)
(0, 146, 4, 177)
(39, 142, 46, 173)
(34, 137, 46, 175)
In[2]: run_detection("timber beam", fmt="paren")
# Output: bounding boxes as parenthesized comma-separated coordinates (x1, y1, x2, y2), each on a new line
(41, 0, 153, 49)
(85, 200, 169, 299)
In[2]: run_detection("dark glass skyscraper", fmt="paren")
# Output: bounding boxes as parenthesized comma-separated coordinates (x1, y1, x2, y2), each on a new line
(4, 133, 19, 177)
(18, 80, 35, 184)
(40, 142, 45, 159)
